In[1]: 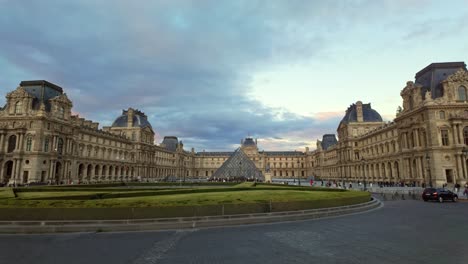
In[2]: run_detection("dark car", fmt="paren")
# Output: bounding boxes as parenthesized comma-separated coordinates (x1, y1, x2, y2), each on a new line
(422, 188, 458, 202)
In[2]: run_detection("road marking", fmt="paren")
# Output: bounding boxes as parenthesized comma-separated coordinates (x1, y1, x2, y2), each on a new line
(132, 230, 195, 264)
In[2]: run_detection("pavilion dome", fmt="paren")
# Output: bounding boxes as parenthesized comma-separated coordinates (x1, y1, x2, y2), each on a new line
(112, 108, 152, 129)
(341, 102, 382, 124)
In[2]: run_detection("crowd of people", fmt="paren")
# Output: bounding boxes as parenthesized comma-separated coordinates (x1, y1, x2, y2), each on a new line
(208, 177, 261, 183)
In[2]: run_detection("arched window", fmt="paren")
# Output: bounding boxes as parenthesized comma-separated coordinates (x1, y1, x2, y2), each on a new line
(26, 137, 32, 151)
(57, 138, 64, 154)
(7, 135, 16, 153)
(44, 138, 49, 152)
(14, 101, 22, 114)
(464, 127, 468, 145)
(458, 86, 467, 101)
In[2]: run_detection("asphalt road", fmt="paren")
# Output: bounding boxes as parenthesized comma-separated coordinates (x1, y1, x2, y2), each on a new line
(0, 200, 467, 264)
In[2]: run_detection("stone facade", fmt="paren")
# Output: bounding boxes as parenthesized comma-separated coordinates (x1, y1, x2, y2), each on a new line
(310, 62, 468, 187)
(0, 81, 309, 185)
(2, 62, 468, 187)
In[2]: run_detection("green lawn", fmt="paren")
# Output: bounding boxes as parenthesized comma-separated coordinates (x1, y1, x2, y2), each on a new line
(0, 184, 371, 220)
(0, 186, 369, 208)
(0, 188, 15, 199)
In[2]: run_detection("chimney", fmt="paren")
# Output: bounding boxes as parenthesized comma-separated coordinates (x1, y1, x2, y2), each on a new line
(356, 101, 363, 122)
(127, 108, 134, 127)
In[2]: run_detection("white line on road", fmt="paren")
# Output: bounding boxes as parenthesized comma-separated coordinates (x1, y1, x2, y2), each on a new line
(132, 230, 195, 264)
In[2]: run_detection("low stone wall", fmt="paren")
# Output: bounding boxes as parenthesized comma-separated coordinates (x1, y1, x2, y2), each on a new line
(0, 198, 381, 234)
(0, 195, 370, 221)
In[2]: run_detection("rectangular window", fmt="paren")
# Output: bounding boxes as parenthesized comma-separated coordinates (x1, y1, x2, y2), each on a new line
(44, 138, 49, 152)
(441, 129, 449, 146)
(439, 111, 446, 119)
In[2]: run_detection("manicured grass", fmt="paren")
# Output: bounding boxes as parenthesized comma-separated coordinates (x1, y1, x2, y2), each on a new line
(0, 184, 371, 220)
(0, 188, 15, 199)
(0, 187, 369, 208)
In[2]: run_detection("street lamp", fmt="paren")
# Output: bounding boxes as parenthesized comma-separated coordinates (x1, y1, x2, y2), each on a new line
(426, 153, 432, 188)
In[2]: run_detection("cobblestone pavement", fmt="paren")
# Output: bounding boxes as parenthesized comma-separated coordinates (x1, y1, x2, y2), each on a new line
(0, 200, 467, 264)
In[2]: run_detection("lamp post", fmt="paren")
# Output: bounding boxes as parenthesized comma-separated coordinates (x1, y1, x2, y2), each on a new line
(297, 160, 300, 186)
(425, 153, 432, 188)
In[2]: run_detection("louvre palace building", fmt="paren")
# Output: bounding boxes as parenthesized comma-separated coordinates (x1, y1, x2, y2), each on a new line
(1, 62, 468, 188)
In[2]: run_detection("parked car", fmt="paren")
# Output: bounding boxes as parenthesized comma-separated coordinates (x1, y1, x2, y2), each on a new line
(422, 188, 458, 202)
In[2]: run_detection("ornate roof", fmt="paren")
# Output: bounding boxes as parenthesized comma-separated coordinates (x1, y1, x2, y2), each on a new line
(321, 134, 337, 150)
(161, 136, 179, 151)
(17, 80, 64, 112)
(242, 137, 256, 147)
(112, 109, 153, 129)
(340, 103, 382, 124)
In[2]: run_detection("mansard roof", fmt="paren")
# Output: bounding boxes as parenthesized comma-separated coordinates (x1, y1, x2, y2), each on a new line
(321, 134, 337, 150)
(20, 80, 63, 93)
(242, 137, 256, 147)
(415, 62, 466, 79)
(340, 103, 382, 124)
(161, 136, 179, 151)
(19, 80, 65, 112)
(112, 109, 153, 129)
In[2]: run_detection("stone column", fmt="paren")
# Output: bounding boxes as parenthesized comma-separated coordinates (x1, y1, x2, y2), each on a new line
(0, 133, 4, 152)
(462, 156, 467, 180)
(19, 133, 25, 151)
(414, 157, 424, 180)
(452, 125, 457, 146)
(415, 129, 420, 147)
(52, 161, 57, 183)
(458, 125, 465, 144)
(11, 159, 17, 184)
(456, 155, 462, 183)
(64, 161, 69, 184)
(15, 133, 20, 150)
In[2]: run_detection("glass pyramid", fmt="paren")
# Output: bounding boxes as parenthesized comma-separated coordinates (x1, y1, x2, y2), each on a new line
(211, 148, 264, 181)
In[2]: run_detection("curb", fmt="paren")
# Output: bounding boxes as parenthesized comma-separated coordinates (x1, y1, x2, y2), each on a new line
(0, 199, 381, 234)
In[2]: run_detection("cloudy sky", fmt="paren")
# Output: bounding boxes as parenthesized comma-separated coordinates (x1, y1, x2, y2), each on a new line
(1, 0, 467, 151)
